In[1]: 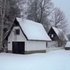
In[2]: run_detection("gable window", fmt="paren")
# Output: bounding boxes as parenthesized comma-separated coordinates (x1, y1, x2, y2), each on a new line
(15, 29, 20, 35)
(51, 34, 54, 38)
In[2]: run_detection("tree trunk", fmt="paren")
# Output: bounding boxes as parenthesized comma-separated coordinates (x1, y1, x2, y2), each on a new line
(0, 0, 6, 51)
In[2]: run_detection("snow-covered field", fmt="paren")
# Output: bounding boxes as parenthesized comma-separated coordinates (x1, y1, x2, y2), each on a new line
(0, 50, 70, 70)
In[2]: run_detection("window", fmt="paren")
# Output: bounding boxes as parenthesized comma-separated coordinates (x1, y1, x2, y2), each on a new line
(15, 29, 20, 35)
(3, 28, 7, 33)
(51, 34, 54, 38)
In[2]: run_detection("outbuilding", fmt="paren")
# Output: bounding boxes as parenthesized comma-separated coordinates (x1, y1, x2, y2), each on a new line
(48, 26, 68, 47)
(4, 18, 51, 54)
(65, 42, 70, 50)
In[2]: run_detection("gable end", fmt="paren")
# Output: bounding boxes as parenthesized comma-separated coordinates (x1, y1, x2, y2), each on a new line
(5, 19, 28, 40)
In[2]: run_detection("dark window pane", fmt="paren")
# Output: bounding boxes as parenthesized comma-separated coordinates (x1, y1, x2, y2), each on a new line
(15, 29, 20, 35)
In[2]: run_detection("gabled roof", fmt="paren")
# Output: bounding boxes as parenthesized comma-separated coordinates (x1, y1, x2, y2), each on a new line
(5, 17, 51, 41)
(49, 26, 68, 41)
(16, 18, 51, 41)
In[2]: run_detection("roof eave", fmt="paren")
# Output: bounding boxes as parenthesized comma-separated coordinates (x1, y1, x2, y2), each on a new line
(27, 39, 52, 42)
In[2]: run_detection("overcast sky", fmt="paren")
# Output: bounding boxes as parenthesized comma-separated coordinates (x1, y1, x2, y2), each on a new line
(52, 0, 70, 34)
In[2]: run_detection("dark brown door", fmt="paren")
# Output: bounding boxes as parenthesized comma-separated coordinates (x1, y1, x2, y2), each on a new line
(12, 42, 25, 54)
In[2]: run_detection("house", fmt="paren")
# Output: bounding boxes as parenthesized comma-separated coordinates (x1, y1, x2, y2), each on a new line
(4, 18, 51, 54)
(48, 27, 68, 47)
(65, 42, 70, 50)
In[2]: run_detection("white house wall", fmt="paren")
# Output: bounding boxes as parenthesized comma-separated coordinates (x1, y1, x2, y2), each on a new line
(25, 41, 46, 51)
(8, 26, 26, 51)
(8, 26, 46, 52)
(47, 41, 58, 47)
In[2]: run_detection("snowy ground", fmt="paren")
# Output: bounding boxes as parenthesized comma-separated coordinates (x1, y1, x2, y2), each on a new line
(0, 50, 70, 70)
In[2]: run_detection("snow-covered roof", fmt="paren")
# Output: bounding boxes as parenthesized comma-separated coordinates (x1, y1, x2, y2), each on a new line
(65, 42, 70, 47)
(16, 18, 51, 41)
(52, 27, 68, 41)
(52, 27, 61, 35)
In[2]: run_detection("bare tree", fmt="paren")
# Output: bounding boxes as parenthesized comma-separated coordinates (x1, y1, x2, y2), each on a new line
(27, 0, 53, 22)
(0, 0, 6, 50)
(5, 0, 20, 21)
(50, 8, 67, 33)
(4, 0, 21, 33)
(27, 0, 53, 31)
(17, 0, 28, 18)
(0, 0, 21, 50)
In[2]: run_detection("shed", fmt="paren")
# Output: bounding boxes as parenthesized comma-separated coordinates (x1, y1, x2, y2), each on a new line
(48, 27, 68, 47)
(4, 18, 51, 54)
(65, 42, 70, 50)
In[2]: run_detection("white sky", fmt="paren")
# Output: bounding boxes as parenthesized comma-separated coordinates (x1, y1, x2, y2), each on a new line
(52, 0, 70, 34)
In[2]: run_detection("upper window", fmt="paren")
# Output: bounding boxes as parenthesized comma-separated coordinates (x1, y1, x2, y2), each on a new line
(15, 29, 20, 35)
(51, 34, 54, 38)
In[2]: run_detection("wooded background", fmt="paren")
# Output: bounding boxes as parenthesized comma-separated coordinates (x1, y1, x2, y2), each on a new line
(0, 0, 68, 50)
